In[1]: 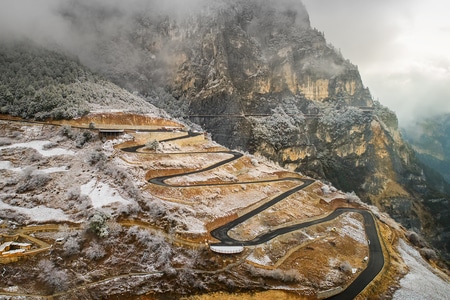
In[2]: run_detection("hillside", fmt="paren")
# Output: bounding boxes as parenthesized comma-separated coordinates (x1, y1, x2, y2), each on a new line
(0, 41, 169, 120)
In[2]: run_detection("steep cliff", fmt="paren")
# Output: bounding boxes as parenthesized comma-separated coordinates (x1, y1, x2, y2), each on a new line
(22, 0, 450, 258)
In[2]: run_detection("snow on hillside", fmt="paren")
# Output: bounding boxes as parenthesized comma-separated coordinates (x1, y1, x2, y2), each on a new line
(0, 199, 69, 223)
(0, 161, 22, 172)
(393, 239, 450, 299)
(0, 161, 68, 174)
(0, 140, 75, 156)
(338, 213, 367, 245)
(80, 179, 130, 209)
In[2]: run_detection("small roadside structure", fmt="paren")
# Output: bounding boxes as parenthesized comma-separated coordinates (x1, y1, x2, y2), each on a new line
(98, 129, 125, 140)
(210, 245, 244, 254)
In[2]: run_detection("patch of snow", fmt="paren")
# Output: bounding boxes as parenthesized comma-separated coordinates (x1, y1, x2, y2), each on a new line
(3, 286, 19, 293)
(178, 215, 206, 234)
(302, 230, 315, 240)
(320, 268, 342, 288)
(81, 179, 130, 209)
(338, 213, 366, 244)
(247, 252, 273, 266)
(39, 166, 69, 174)
(0, 200, 69, 222)
(0, 161, 67, 174)
(393, 239, 450, 300)
(0, 161, 21, 172)
(0, 140, 75, 157)
(321, 185, 332, 194)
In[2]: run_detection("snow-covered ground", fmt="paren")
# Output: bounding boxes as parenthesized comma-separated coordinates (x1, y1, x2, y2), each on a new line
(80, 179, 130, 209)
(338, 213, 366, 245)
(0, 199, 69, 222)
(0, 161, 22, 172)
(0, 140, 75, 157)
(393, 239, 450, 300)
(0, 161, 68, 174)
(247, 252, 273, 266)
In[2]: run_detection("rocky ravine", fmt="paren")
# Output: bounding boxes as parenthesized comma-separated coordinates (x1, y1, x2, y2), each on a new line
(53, 0, 450, 258)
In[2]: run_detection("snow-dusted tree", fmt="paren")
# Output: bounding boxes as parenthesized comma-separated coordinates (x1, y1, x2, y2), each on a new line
(87, 151, 106, 166)
(319, 102, 370, 139)
(144, 139, 160, 151)
(16, 168, 51, 193)
(88, 211, 110, 238)
(251, 105, 304, 150)
(38, 259, 69, 292)
(420, 248, 438, 261)
(63, 237, 80, 256)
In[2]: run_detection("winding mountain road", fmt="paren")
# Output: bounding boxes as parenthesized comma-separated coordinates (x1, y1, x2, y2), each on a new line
(123, 132, 385, 299)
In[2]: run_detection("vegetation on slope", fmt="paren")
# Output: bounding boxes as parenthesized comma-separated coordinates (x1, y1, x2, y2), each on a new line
(0, 41, 94, 119)
(403, 113, 450, 184)
(0, 40, 161, 120)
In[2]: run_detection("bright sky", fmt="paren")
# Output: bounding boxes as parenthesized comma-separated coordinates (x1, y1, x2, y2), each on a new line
(302, 0, 450, 126)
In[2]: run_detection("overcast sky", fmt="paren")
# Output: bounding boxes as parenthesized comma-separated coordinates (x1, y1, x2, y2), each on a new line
(303, 0, 450, 126)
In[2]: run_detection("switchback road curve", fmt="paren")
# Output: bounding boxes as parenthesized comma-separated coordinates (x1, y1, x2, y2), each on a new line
(122, 132, 385, 299)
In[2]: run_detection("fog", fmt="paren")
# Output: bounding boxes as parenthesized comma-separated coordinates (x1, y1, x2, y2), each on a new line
(2, 0, 448, 126)
(302, 0, 450, 126)
(0, 0, 208, 51)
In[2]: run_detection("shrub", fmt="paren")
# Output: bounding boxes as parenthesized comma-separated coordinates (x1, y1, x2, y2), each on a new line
(66, 187, 80, 200)
(87, 151, 106, 165)
(76, 131, 95, 148)
(406, 231, 428, 248)
(345, 192, 361, 203)
(84, 242, 106, 260)
(88, 212, 110, 238)
(16, 169, 51, 193)
(144, 139, 160, 151)
(38, 259, 69, 292)
(63, 237, 81, 256)
(420, 248, 438, 261)
(59, 125, 74, 138)
(42, 142, 58, 150)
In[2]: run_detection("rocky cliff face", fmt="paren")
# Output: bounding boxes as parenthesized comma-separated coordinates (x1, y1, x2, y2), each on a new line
(53, 0, 449, 258)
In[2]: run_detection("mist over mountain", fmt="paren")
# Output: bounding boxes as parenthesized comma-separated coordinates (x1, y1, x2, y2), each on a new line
(403, 113, 450, 184)
(1, 0, 449, 261)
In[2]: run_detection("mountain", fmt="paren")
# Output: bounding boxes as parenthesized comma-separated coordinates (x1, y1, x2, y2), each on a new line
(44, 0, 450, 259)
(402, 114, 450, 184)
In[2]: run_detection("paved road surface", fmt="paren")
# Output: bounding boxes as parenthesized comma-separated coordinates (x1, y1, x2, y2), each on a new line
(124, 133, 385, 299)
